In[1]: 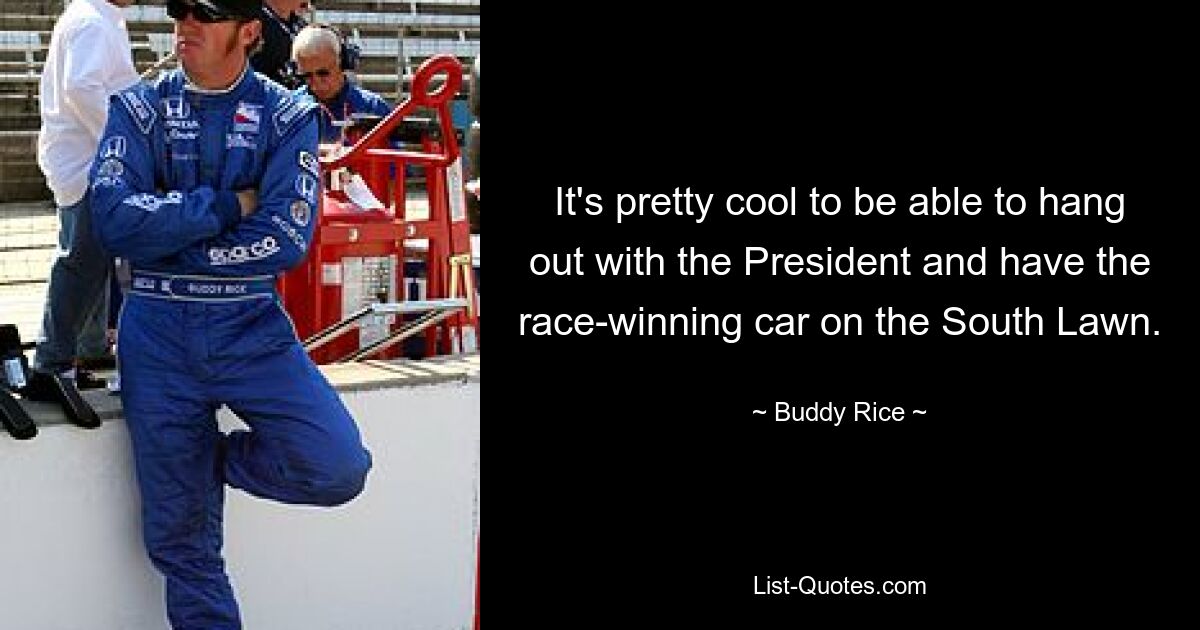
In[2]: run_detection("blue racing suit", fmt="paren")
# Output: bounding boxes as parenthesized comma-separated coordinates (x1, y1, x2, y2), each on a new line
(308, 80, 392, 144)
(90, 65, 372, 630)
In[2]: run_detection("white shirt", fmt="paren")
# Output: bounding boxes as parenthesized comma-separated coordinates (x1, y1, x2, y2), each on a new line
(37, 0, 139, 206)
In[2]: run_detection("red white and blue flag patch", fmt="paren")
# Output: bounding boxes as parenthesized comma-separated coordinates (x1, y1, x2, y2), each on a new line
(233, 102, 262, 132)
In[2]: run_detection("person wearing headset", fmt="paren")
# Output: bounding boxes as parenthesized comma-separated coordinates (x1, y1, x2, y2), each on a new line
(291, 24, 392, 144)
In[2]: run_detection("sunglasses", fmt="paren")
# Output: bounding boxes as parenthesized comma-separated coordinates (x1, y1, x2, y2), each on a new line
(167, 0, 237, 23)
(297, 68, 335, 81)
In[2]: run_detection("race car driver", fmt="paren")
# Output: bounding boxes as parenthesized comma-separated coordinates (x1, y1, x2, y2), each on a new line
(88, 1, 372, 627)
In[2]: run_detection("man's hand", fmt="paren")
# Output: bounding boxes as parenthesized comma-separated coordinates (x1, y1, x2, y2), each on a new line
(236, 189, 259, 217)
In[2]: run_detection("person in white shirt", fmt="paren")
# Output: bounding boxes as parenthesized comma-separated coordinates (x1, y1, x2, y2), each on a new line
(25, 0, 140, 427)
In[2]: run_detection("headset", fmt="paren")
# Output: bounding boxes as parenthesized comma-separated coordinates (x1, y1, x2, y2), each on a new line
(314, 23, 361, 72)
(283, 23, 361, 89)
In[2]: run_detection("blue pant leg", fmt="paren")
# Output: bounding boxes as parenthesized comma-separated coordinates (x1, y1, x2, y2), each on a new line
(34, 194, 112, 372)
(119, 297, 242, 630)
(215, 303, 371, 507)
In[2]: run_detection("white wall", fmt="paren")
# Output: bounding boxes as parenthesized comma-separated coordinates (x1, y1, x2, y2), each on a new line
(1, 381, 480, 630)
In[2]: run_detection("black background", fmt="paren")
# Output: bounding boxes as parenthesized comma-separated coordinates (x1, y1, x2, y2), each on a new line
(485, 8, 1187, 625)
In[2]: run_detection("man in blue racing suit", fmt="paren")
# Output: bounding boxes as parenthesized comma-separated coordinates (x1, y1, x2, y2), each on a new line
(89, 1, 372, 627)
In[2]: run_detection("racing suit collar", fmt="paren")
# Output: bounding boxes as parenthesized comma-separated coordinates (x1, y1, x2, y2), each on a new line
(184, 62, 253, 97)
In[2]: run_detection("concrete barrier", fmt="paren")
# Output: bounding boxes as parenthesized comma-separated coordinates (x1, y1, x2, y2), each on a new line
(1, 354, 481, 630)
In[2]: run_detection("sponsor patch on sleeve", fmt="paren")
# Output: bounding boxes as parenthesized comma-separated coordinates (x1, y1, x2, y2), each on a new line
(272, 214, 309, 251)
(289, 199, 311, 227)
(295, 174, 318, 203)
(123, 191, 183, 212)
(298, 150, 319, 177)
(100, 136, 127, 159)
(92, 158, 126, 188)
(117, 88, 157, 135)
(272, 94, 312, 137)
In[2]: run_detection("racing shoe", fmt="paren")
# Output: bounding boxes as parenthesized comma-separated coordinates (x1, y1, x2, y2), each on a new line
(20, 370, 103, 429)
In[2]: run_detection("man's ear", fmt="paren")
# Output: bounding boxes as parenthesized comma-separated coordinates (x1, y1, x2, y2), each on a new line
(241, 19, 263, 49)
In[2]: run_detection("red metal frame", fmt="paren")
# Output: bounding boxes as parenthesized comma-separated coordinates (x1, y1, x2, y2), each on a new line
(279, 55, 479, 363)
